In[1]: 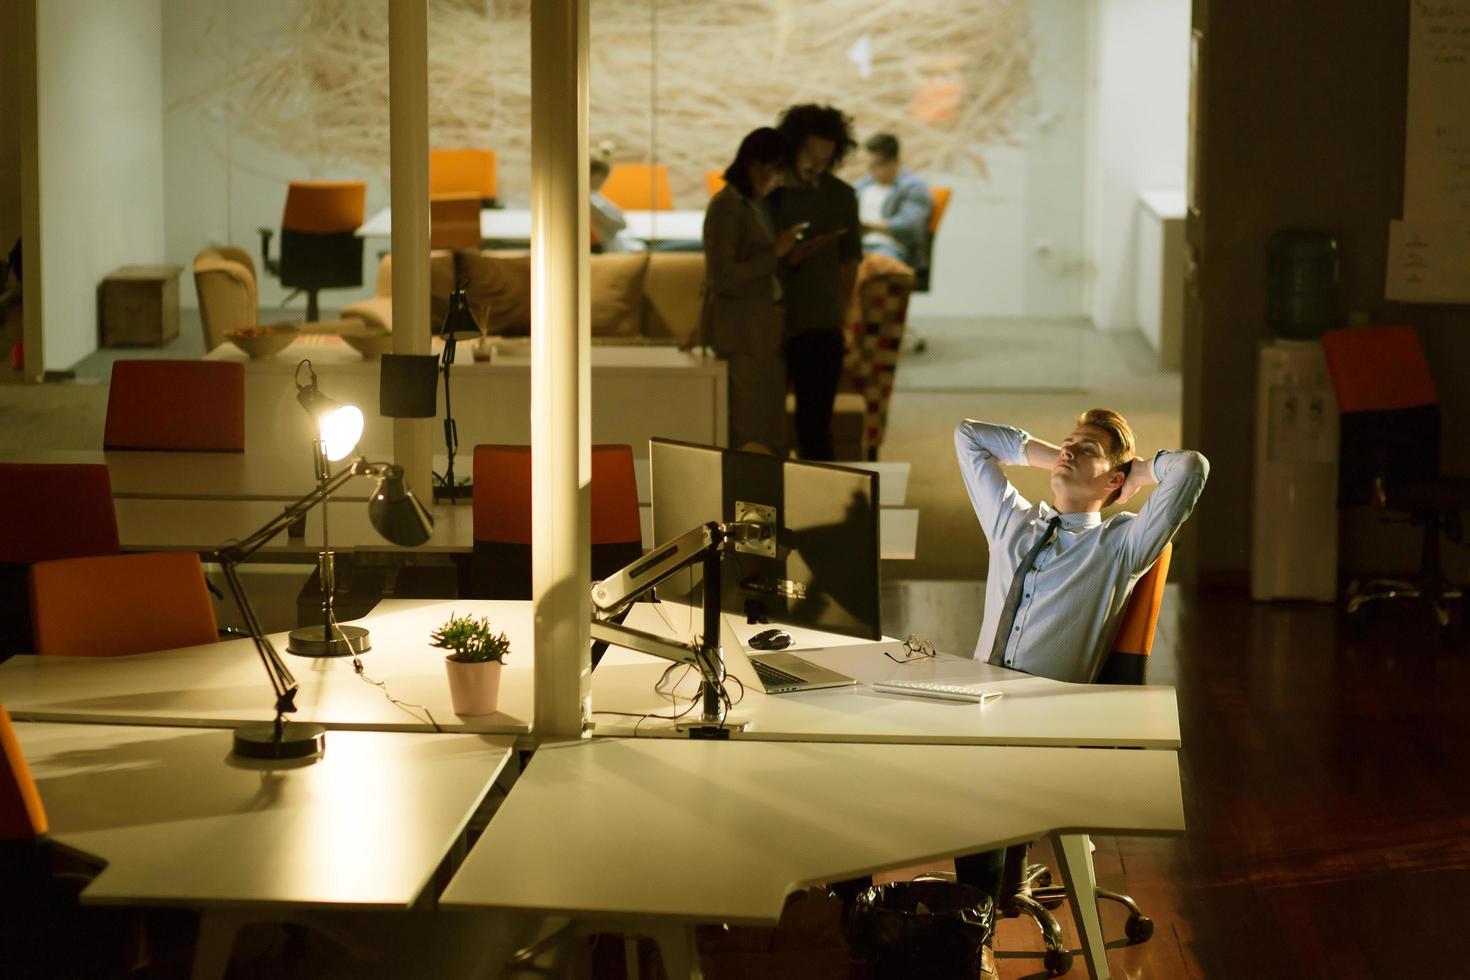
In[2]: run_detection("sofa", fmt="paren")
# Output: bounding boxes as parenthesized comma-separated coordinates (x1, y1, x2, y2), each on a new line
(341, 249, 705, 345)
(342, 249, 914, 460)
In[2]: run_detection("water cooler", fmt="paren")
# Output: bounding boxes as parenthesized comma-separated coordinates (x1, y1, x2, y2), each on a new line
(1250, 339, 1340, 601)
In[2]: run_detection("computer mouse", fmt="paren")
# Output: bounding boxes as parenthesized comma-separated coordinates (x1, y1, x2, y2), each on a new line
(749, 628, 793, 651)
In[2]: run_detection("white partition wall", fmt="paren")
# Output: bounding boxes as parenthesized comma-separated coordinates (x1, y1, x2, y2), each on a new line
(1084, 0, 1190, 333)
(36, 0, 166, 371)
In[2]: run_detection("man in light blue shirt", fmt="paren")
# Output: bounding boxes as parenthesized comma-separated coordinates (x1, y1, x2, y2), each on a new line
(956, 409, 1209, 684)
(948, 409, 1207, 978)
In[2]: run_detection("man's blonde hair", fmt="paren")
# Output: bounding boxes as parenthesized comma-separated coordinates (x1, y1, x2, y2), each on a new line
(1077, 408, 1136, 506)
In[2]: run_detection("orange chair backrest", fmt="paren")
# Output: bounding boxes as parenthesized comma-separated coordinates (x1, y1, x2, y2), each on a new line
(1321, 325, 1438, 414)
(104, 361, 245, 452)
(705, 170, 727, 197)
(928, 186, 952, 236)
(0, 707, 47, 839)
(590, 445, 642, 546)
(1112, 542, 1172, 657)
(430, 193, 482, 250)
(472, 444, 641, 546)
(601, 164, 674, 211)
(431, 148, 498, 202)
(282, 181, 366, 234)
(0, 463, 120, 563)
(30, 552, 219, 657)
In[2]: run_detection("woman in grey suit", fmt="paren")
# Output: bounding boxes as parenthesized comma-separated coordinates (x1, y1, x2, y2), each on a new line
(701, 128, 804, 455)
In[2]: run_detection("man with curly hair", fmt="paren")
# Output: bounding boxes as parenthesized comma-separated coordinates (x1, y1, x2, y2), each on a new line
(768, 104, 863, 461)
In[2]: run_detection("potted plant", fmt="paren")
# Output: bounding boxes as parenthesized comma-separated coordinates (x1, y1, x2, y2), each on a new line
(431, 613, 511, 716)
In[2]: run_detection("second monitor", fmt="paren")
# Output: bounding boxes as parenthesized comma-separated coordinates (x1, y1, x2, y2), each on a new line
(649, 438, 881, 641)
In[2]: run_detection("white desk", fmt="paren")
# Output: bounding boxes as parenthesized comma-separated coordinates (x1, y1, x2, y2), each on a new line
(18, 721, 514, 979)
(110, 496, 919, 561)
(0, 599, 1170, 750)
(357, 206, 706, 244)
(591, 602, 1181, 749)
(442, 737, 1184, 978)
(0, 600, 538, 738)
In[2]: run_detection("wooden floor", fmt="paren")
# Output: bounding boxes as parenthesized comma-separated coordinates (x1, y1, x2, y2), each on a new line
(884, 583, 1470, 980)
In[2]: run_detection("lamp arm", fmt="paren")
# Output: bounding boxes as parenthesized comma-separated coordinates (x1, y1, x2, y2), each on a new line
(214, 459, 385, 565)
(217, 555, 298, 712)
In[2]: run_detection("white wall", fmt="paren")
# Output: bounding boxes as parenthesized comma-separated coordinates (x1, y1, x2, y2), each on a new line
(1084, 0, 1189, 332)
(36, 0, 166, 371)
(160, 0, 1091, 319)
(911, 0, 1090, 318)
(161, 0, 388, 314)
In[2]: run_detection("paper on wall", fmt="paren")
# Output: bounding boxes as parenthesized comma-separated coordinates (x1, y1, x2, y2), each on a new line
(1405, 0, 1470, 220)
(1385, 219, 1470, 303)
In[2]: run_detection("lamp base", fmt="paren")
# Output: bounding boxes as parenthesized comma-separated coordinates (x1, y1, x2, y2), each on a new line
(232, 721, 326, 760)
(287, 624, 370, 658)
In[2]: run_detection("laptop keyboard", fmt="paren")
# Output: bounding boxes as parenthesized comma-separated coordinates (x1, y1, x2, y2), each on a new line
(751, 659, 806, 687)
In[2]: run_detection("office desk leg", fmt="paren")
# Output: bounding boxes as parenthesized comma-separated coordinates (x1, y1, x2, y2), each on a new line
(642, 921, 702, 980)
(191, 910, 242, 980)
(1051, 833, 1110, 980)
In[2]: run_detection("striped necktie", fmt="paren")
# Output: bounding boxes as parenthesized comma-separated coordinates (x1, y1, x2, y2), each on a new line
(987, 515, 1063, 667)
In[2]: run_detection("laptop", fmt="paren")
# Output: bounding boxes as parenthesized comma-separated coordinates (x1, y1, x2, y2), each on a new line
(716, 614, 861, 695)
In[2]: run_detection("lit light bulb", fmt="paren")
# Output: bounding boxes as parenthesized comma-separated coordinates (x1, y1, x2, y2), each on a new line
(319, 404, 364, 462)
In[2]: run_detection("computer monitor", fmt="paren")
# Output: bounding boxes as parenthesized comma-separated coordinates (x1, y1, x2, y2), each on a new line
(649, 438, 881, 641)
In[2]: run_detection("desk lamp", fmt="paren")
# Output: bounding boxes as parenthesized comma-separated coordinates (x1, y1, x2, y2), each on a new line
(214, 459, 433, 759)
(435, 282, 482, 503)
(290, 359, 371, 657)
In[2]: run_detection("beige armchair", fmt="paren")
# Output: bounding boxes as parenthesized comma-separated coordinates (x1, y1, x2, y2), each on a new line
(192, 247, 356, 352)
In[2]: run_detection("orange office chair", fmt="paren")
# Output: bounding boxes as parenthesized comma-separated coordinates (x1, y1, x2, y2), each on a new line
(430, 148, 498, 207)
(0, 707, 47, 842)
(705, 170, 726, 197)
(600, 164, 674, 211)
(914, 185, 951, 293)
(1321, 325, 1468, 635)
(103, 360, 245, 452)
(997, 543, 1173, 974)
(470, 444, 643, 600)
(0, 463, 120, 660)
(430, 193, 483, 251)
(29, 552, 220, 658)
(258, 180, 367, 322)
(1, 704, 119, 977)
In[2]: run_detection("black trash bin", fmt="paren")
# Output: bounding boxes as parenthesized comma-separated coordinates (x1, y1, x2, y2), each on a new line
(847, 879, 995, 979)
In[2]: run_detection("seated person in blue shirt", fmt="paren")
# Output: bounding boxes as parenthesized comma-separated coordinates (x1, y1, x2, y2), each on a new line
(853, 133, 933, 269)
(947, 409, 1208, 976)
(956, 409, 1209, 682)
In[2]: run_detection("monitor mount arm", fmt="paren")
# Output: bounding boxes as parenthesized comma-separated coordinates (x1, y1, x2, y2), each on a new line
(590, 518, 772, 731)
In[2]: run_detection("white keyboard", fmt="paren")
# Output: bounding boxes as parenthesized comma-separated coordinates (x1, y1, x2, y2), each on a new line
(870, 680, 1001, 703)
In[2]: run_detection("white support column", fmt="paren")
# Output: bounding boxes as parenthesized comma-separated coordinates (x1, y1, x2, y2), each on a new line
(387, 0, 432, 498)
(530, 0, 592, 739)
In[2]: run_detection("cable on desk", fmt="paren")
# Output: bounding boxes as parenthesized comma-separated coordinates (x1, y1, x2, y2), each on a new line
(325, 609, 444, 732)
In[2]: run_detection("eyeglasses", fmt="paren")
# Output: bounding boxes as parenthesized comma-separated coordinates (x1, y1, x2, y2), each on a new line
(884, 633, 937, 664)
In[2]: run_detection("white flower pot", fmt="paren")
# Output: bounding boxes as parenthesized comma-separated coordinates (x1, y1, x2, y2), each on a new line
(444, 657, 504, 716)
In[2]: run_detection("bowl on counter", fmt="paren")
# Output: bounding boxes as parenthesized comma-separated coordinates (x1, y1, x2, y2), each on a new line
(341, 330, 395, 359)
(224, 325, 299, 360)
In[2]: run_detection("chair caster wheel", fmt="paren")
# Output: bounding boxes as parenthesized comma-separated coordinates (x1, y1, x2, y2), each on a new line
(1034, 869, 1053, 888)
(1043, 948, 1074, 975)
(1125, 914, 1154, 944)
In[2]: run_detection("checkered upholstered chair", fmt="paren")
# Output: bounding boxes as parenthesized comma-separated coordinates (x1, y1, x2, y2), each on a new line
(843, 254, 915, 460)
